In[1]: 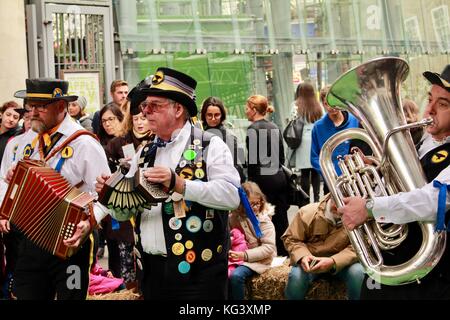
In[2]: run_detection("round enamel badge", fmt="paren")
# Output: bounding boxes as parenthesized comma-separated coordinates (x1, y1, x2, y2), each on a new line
(174, 233, 182, 241)
(186, 250, 196, 263)
(194, 168, 205, 179)
(178, 261, 190, 274)
(201, 249, 213, 262)
(432, 150, 448, 163)
(186, 216, 202, 233)
(61, 146, 73, 159)
(23, 144, 32, 157)
(168, 217, 182, 230)
(185, 240, 194, 249)
(183, 150, 197, 161)
(172, 242, 185, 256)
(203, 220, 213, 232)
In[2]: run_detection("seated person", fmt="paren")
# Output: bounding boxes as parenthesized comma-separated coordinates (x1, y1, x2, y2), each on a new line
(88, 229, 125, 295)
(228, 181, 277, 300)
(282, 194, 364, 300)
(228, 228, 248, 278)
(89, 261, 125, 295)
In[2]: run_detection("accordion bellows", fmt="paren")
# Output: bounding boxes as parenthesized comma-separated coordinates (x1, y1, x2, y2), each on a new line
(0, 159, 94, 259)
(97, 168, 169, 217)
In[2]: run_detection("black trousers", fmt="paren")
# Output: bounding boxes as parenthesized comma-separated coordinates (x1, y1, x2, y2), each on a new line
(14, 235, 92, 300)
(300, 168, 320, 203)
(141, 253, 228, 300)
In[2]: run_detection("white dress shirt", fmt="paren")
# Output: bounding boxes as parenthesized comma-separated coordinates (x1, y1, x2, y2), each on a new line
(0, 114, 110, 206)
(95, 121, 241, 255)
(0, 130, 36, 201)
(373, 134, 450, 224)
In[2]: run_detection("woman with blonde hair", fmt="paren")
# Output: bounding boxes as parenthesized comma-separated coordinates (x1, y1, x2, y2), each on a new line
(228, 181, 276, 299)
(101, 80, 154, 284)
(245, 94, 289, 256)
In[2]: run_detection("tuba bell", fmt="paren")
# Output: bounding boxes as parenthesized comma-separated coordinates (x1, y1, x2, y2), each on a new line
(320, 56, 446, 285)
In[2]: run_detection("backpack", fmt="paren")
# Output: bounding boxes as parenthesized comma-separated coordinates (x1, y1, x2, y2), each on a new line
(283, 117, 304, 149)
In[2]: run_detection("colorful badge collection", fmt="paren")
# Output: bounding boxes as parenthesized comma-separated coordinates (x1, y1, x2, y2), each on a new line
(167, 137, 221, 274)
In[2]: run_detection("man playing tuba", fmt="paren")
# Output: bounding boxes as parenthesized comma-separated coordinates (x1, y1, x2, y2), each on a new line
(339, 64, 450, 299)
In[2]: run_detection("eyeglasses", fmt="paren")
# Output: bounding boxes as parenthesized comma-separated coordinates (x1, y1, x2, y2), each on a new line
(24, 101, 54, 113)
(139, 100, 174, 114)
(101, 116, 118, 125)
(206, 113, 221, 120)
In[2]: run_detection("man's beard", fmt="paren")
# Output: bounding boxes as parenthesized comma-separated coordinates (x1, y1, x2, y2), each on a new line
(31, 119, 47, 133)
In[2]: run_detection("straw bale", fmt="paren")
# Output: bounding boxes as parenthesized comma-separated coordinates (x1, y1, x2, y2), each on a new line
(245, 260, 347, 300)
(87, 288, 141, 300)
(245, 261, 290, 300)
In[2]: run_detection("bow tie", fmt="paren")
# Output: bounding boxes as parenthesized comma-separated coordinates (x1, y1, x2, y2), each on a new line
(155, 138, 169, 148)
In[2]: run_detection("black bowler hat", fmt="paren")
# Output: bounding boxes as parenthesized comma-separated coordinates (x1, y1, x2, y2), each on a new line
(423, 65, 450, 92)
(141, 67, 198, 116)
(14, 78, 78, 102)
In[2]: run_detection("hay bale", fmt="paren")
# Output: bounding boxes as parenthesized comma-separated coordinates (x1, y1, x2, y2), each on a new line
(245, 260, 290, 300)
(245, 260, 347, 300)
(87, 288, 141, 300)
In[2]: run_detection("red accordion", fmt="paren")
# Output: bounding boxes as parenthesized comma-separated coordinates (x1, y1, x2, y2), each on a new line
(0, 159, 95, 259)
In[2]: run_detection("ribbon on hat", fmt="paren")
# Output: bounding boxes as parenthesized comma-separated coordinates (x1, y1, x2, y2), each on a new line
(432, 180, 450, 232)
(238, 187, 262, 238)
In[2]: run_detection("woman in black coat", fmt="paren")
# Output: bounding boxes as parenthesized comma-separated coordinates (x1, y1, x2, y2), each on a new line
(245, 95, 289, 256)
(200, 96, 245, 182)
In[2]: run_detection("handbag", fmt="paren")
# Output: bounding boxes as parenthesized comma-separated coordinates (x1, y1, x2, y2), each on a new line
(283, 117, 304, 150)
(281, 165, 310, 207)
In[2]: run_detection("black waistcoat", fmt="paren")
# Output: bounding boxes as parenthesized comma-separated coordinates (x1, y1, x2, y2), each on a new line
(138, 126, 229, 283)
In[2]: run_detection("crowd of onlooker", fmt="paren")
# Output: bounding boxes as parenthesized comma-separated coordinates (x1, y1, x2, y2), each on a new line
(0, 74, 423, 300)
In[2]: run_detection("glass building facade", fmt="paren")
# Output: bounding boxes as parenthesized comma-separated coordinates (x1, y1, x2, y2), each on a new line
(114, 0, 449, 136)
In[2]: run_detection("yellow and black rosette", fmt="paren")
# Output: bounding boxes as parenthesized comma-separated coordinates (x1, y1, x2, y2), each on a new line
(432, 150, 448, 163)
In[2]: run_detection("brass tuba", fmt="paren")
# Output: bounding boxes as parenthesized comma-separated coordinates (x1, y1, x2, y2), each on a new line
(320, 57, 447, 285)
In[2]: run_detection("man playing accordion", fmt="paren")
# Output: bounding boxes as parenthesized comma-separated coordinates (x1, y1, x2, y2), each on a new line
(0, 78, 110, 300)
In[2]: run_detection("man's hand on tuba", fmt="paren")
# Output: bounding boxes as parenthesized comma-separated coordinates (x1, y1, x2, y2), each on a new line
(337, 196, 372, 230)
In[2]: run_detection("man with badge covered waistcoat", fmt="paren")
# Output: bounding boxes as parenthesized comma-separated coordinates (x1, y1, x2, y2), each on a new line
(94, 67, 241, 300)
(338, 65, 450, 299)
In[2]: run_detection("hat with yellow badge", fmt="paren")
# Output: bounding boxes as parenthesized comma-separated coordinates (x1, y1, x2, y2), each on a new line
(423, 65, 450, 93)
(14, 78, 78, 102)
(141, 67, 198, 116)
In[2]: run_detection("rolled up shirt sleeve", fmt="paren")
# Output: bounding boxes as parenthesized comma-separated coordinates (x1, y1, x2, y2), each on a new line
(372, 166, 450, 224)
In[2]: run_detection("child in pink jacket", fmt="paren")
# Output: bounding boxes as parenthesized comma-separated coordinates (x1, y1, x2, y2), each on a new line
(89, 262, 125, 295)
(228, 228, 248, 277)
